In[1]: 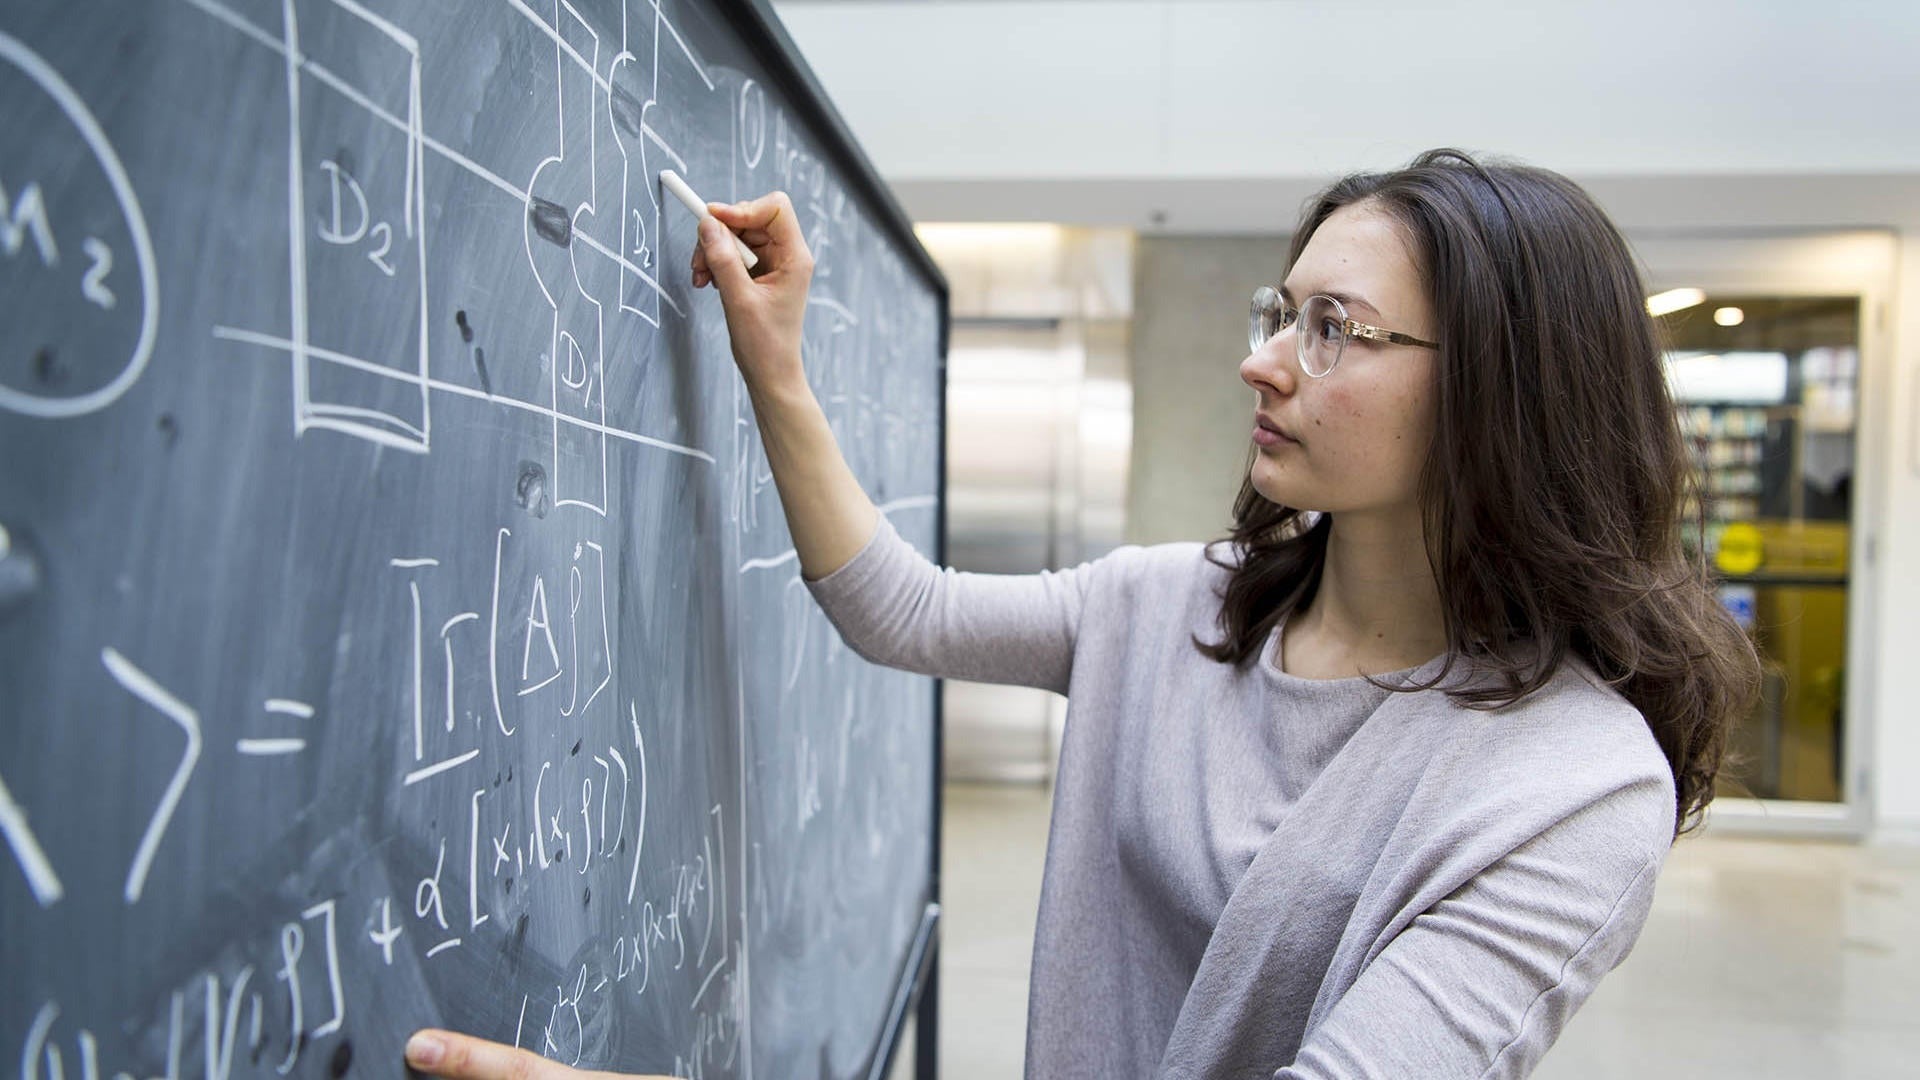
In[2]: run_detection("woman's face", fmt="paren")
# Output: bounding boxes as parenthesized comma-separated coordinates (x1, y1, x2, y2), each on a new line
(1239, 200, 1439, 519)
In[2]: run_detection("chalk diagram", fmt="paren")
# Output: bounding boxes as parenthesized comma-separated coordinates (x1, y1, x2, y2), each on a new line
(196, 0, 717, 474)
(0, 31, 159, 420)
(6, 0, 929, 536)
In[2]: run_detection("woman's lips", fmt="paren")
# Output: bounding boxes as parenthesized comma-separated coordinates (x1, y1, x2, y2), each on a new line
(1253, 417, 1296, 447)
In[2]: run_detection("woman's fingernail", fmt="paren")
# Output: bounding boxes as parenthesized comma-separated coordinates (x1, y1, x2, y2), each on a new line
(406, 1032, 445, 1068)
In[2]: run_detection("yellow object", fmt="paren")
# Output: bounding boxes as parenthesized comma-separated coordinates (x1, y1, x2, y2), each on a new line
(1723, 520, 1851, 803)
(1715, 521, 1764, 575)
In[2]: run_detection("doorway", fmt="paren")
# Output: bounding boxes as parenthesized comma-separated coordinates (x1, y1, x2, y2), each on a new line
(1637, 229, 1897, 836)
(1663, 296, 1858, 803)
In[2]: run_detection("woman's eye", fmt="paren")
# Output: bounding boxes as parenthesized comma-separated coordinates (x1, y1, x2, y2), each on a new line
(1316, 318, 1342, 343)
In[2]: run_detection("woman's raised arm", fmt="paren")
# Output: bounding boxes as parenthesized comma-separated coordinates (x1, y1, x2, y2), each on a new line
(691, 192, 880, 581)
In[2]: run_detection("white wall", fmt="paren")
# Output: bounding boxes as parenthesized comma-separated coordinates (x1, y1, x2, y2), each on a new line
(1881, 232, 1920, 841)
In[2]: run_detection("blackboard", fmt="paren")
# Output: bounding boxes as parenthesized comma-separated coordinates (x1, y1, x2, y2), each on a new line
(0, 1, 948, 1078)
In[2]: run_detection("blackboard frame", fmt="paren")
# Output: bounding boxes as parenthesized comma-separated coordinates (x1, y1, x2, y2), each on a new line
(712, 4, 951, 1077)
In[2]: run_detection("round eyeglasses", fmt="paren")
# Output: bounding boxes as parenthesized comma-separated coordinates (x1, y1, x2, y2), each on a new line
(1249, 286, 1441, 378)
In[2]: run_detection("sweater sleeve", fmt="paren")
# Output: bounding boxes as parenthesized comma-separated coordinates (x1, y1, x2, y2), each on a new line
(801, 511, 1119, 694)
(1275, 792, 1669, 1080)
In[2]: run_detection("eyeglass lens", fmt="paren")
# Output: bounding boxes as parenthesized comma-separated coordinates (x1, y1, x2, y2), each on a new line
(1248, 288, 1346, 377)
(1249, 285, 1284, 354)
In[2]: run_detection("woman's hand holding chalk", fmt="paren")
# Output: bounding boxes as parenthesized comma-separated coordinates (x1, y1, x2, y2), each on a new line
(685, 188, 815, 396)
(661, 170, 758, 270)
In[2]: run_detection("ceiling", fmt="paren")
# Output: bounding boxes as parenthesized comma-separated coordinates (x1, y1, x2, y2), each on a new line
(771, 0, 1920, 231)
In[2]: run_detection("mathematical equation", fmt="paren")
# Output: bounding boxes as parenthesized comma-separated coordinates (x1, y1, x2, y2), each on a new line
(6, 519, 747, 1078)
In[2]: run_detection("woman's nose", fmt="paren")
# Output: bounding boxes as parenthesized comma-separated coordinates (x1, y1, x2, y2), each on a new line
(1240, 329, 1298, 398)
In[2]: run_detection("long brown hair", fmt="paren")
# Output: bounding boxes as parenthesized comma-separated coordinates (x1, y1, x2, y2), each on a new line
(1196, 148, 1760, 839)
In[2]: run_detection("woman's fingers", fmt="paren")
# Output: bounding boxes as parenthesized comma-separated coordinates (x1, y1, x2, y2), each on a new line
(406, 1030, 553, 1080)
(691, 245, 711, 288)
(708, 192, 807, 254)
(697, 216, 755, 295)
(690, 222, 774, 291)
(688, 193, 813, 291)
(404, 1030, 678, 1080)
(703, 215, 771, 248)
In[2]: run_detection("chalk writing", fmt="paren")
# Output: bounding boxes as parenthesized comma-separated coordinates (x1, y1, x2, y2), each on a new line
(3, 1, 944, 1077)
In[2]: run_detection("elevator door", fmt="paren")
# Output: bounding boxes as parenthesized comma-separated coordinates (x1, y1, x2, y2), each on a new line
(938, 318, 1132, 782)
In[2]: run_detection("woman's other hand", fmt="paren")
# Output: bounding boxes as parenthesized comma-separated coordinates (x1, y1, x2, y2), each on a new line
(690, 191, 813, 393)
(404, 1029, 679, 1080)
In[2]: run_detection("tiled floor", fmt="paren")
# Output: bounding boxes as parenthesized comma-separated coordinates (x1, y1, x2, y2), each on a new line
(906, 783, 1920, 1078)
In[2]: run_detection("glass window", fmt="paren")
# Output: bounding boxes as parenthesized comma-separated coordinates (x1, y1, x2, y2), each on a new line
(1661, 296, 1857, 803)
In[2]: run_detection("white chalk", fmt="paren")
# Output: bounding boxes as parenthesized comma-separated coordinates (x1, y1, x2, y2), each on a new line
(660, 170, 759, 271)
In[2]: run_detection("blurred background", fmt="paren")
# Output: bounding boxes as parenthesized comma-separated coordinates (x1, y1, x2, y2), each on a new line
(766, 1, 1920, 1075)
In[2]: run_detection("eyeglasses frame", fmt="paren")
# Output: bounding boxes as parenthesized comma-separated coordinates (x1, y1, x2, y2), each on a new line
(1250, 287, 1441, 378)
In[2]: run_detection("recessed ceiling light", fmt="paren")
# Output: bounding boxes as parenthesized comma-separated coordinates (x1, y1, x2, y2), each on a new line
(1647, 288, 1706, 317)
(1713, 306, 1745, 327)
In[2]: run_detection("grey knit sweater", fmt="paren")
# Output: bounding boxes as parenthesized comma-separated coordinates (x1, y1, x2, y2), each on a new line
(803, 513, 1676, 1078)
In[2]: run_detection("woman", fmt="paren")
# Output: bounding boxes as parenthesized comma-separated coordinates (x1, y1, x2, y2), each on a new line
(405, 149, 1759, 1079)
